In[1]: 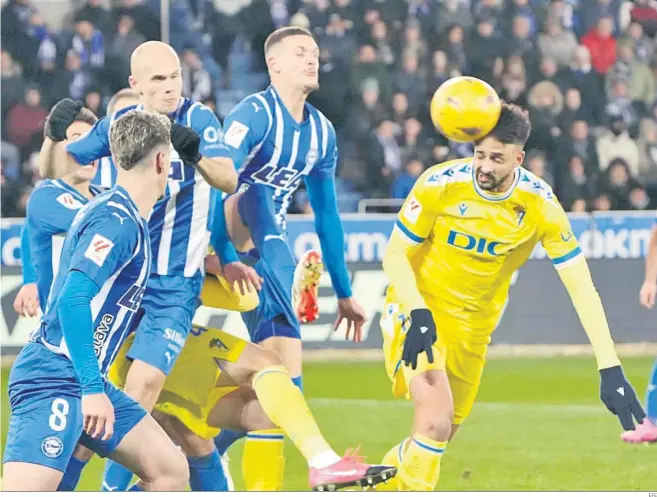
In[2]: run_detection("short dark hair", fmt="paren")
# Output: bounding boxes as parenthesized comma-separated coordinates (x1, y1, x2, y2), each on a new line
(264, 26, 313, 54)
(478, 102, 532, 147)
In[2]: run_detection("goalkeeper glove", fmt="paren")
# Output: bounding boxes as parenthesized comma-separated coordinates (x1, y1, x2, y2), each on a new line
(46, 98, 84, 142)
(599, 365, 645, 430)
(170, 122, 202, 165)
(402, 308, 437, 370)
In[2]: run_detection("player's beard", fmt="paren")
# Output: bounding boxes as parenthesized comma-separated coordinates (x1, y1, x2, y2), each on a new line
(475, 168, 512, 192)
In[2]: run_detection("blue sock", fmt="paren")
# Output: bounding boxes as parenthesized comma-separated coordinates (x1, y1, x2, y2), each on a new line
(58, 456, 88, 491)
(102, 460, 134, 491)
(647, 358, 657, 423)
(214, 429, 247, 455)
(127, 483, 143, 491)
(238, 184, 296, 299)
(292, 375, 303, 391)
(188, 448, 228, 491)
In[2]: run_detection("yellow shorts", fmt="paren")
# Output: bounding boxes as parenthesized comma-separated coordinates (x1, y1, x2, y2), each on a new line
(200, 273, 259, 312)
(109, 325, 248, 439)
(380, 288, 489, 425)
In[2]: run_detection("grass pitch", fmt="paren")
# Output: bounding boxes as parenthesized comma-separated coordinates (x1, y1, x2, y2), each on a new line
(1, 356, 655, 490)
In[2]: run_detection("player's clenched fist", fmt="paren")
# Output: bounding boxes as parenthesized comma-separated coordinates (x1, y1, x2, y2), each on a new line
(639, 280, 656, 309)
(170, 122, 202, 165)
(13, 283, 39, 318)
(599, 365, 646, 430)
(82, 393, 115, 441)
(402, 308, 437, 370)
(46, 98, 84, 142)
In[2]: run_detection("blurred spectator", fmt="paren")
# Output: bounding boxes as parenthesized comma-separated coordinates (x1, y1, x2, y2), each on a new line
(637, 118, 657, 182)
(84, 88, 104, 117)
(507, 13, 540, 76)
(537, 17, 578, 68)
(5, 86, 48, 160)
(500, 56, 528, 107)
(630, 0, 657, 37)
(558, 120, 600, 176)
(51, 50, 93, 103)
(364, 119, 402, 195)
(181, 48, 213, 103)
(598, 157, 643, 209)
(467, 16, 504, 83)
(558, 87, 594, 130)
(559, 154, 597, 211)
(113, 0, 160, 41)
(427, 51, 454, 99)
(347, 77, 387, 138)
(399, 117, 433, 166)
(1, 50, 25, 125)
(369, 19, 395, 67)
(564, 45, 606, 123)
(390, 92, 412, 129)
(435, 0, 473, 37)
(1, 0, 40, 78)
(110, 14, 146, 68)
(392, 157, 424, 199)
(75, 0, 112, 37)
(351, 44, 391, 101)
(606, 40, 655, 116)
(402, 19, 427, 64)
(503, 0, 537, 35)
(593, 193, 613, 211)
(319, 13, 357, 65)
(577, 0, 620, 37)
(394, 53, 427, 105)
(597, 112, 640, 175)
(443, 24, 467, 74)
(527, 80, 563, 154)
(622, 21, 654, 64)
(605, 80, 638, 131)
(581, 15, 617, 74)
(524, 149, 555, 187)
(307, 48, 351, 128)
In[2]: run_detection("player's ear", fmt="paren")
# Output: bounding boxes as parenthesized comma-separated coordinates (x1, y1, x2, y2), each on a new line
(128, 75, 140, 94)
(516, 149, 525, 166)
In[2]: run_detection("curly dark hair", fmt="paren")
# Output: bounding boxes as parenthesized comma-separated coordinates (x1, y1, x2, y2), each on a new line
(477, 102, 532, 147)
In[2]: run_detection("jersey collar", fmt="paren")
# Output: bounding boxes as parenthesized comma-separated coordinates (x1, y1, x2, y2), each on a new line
(269, 85, 308, 131)
(471, 166, 520, 202)
(53, 179, 93, 203)
(135, 98, 185, 121)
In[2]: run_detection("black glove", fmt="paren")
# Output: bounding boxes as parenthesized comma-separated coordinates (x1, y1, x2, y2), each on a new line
(401, 308, 437, 370)
(599, 365, 646, 430)
(45, 99, 84, 142)
(171, 122, 202, 165)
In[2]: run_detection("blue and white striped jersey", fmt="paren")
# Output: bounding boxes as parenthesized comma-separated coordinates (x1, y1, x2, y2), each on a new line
(218, 86, 337, 230)
(93, 156, 117, 188)
(25, 179, 103, 312)
(36, 186, 151, 376)
(66, 98, 224, 278)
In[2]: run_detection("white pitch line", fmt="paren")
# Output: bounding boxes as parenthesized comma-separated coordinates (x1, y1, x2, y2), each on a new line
(309, 398, 602, 414)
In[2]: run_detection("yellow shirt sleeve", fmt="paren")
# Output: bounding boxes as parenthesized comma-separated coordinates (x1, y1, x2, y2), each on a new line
(382, 169, 442, 311)
(539, 196, 620, 370)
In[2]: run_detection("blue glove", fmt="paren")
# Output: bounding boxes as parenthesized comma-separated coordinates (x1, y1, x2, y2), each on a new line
(599, 365, 645, 430)
(402, 308, 437, 370)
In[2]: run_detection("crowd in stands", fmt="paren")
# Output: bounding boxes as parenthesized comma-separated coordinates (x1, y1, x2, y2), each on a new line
(3, 0, 657, 216)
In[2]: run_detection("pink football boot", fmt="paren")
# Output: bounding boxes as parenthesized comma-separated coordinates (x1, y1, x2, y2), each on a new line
(621, 419, 657, 444)
(309, 448, 397, 491)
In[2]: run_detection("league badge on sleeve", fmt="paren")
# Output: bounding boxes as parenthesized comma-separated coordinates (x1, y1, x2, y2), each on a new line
(404, 197, 423, 224)
(224, 121, 249, 148)
(56, 193, 84, 210)
(84, 234, 114, 267)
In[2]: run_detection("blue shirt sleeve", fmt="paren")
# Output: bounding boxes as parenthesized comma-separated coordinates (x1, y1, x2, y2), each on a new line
(66, 116, 111, 165)
(27, 186, 85, 235)
(58, 270, 103, 395)
(189, 104, 225, 158)
(304, 174, 352, 299)
(20, 224, 35, 285)
(309, 117, 337, 179)
(217, 96, 270, 169)
(67, 210, 138, 288)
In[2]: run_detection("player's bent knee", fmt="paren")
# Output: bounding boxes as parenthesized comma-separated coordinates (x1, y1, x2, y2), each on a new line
(410, 371, 454, 441)
(155, 450, 189, 491)
(124, 360, 167, 407)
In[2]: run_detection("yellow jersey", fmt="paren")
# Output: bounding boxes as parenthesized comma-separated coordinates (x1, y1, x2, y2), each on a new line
(390, 158, 581, 337)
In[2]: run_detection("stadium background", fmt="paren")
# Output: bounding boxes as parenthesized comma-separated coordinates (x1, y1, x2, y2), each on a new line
(1, 0, 656, 490)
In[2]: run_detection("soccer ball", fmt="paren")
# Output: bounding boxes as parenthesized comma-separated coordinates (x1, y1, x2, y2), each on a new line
(430, 76, 502, 143)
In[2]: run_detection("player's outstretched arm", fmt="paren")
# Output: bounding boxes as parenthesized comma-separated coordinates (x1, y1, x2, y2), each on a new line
(639, 224, 657, 308)
(13, 224, 39, 317)
(541, 196, 645, 429)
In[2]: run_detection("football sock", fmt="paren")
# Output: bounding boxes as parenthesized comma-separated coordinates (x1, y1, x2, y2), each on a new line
(647, 358, 657, 423)
(102, 460, 133, 491)
(251, 364, 339, 468)
(243, 429, 286, 490)
(397, 433, 446, 491)
(214, 429, 247, 455)
(58, 455, 88, 491)
(375, 439, 408, 491)
(188, 448, 229, 491)
(238, 184, 296, 305)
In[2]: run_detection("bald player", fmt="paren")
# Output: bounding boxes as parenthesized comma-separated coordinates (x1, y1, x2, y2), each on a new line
(40, 40, 242, 491)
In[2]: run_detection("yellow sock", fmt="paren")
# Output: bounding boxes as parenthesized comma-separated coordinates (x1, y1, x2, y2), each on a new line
(243, 429, 285, 491)
(252, 366, 336, 465)
(374, 438, 408, 491)
(397, 433, 446, 491)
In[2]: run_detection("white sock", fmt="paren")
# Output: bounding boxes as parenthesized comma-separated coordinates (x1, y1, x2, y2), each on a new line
(308, 450, 341, 469)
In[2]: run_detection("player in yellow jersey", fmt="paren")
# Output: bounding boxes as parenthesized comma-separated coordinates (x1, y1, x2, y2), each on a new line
(377, 103, 646, 491)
